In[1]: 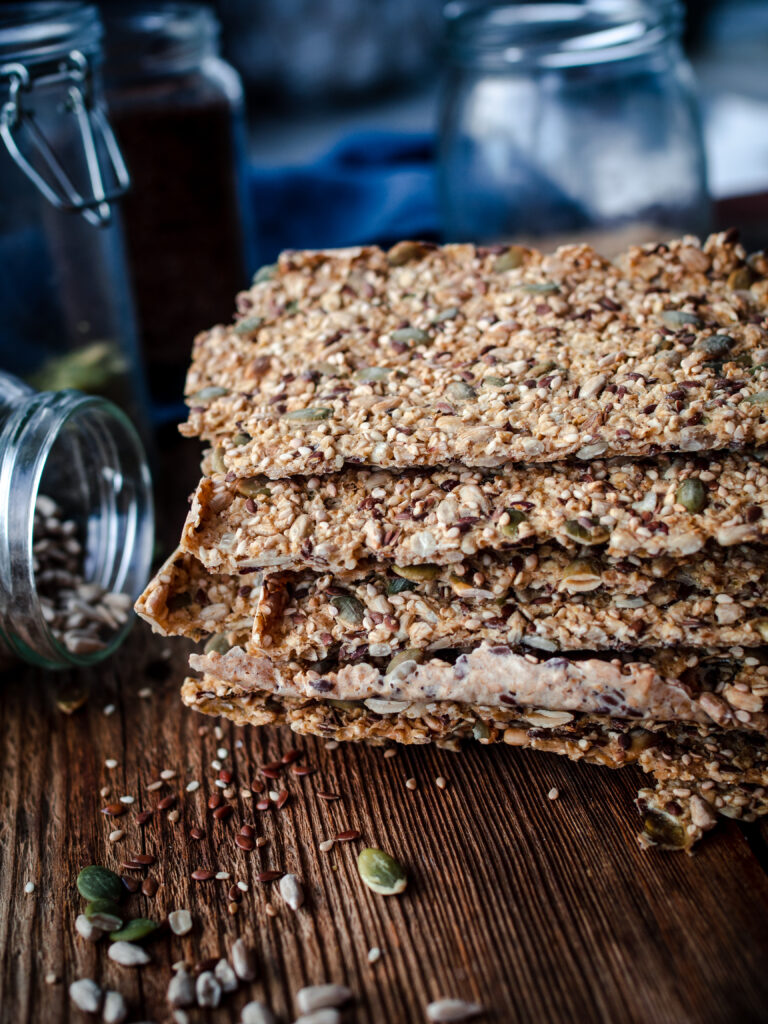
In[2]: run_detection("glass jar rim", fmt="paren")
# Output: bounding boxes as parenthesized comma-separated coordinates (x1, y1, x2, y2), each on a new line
(0, 2, 101, 65)
(101, 2, 219, 81)
(444, 1, 684, 69)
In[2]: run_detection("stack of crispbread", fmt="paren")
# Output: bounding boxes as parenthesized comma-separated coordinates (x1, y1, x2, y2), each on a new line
(137, 232, 768, 850)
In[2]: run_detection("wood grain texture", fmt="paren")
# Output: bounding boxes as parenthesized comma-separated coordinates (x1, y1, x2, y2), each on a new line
(3, 629, 768, 1024)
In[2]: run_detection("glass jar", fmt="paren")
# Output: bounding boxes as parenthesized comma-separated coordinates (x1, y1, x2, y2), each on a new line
(0, 372, 153, 669)
(0, 2, 148, 427)
(102, 3, 253, 416)
(439, 0, 710, 250)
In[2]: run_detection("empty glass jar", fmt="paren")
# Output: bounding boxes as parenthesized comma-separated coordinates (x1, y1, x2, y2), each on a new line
(439, 0, 710, 249)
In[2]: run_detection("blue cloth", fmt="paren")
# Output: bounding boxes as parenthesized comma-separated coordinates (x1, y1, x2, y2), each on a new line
(248, 130, 439, 267)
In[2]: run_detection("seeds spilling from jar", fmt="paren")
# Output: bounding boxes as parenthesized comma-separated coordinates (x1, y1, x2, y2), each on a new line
(33, 494, 132, 655)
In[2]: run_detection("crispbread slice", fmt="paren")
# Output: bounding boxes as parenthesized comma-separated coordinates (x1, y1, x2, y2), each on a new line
(180, 673, 768, 850)
(181, 452, 768, 575)
(189, 642, 768, 734)
(180, 234, 768, 478)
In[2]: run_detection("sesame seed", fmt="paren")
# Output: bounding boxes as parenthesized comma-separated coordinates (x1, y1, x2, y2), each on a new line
(103, 704, 116, 716)
(405, 778, 417, 791)
(105, 759, 118, 769)
(548, 787, 559, 801)
(256, 837, 269, 848)
(215, 871, 231, 880)
(99, 786, 110, 798)
(211, 760, 222, 771)
(214, 725, 224, 741)
(24, 881, 35, 894)
(368, 947, 382, 964)
(435, 776, 447, 790)
(265, 902, 277, 917)
(138, 686, 152, 698)
(268, 790, 279, 802)
(186, 780, 200, 793)
(118, 795, 135, 805)
(383, 749, 397, 759)
(214, 779, 228, 789)
(217, 747, 228, 759)
(319, 839, 335, 853)
(168, 809, 180, 823)
(44, 973, 58, 985)
(237, 880, 249, 892)
(109, 829, 125, 843)
(222, 786, 236, 799)
(325, 740, 339, 750)
(160, 769, 177, 780)
(146, 780, 164, 792)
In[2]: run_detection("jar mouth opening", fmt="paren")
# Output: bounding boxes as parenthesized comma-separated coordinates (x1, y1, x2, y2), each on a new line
(444, 1, 683, 69)
(102, 2, 219, 81)
(0, 3, 101, 65)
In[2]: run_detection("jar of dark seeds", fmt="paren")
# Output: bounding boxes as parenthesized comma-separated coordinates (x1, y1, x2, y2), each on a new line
(0, 372, 153, 668)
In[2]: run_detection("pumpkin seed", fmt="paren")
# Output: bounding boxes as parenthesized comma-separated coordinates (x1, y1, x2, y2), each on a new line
(435, 306, 459, 322)
(530, 360, 556, 377)
(446, 381, 476, 401)
(354, 367, 391, 382)
(501, 509, 528, 538)
(357, 848, 407, 896)
(328, 699, 359, 711)
(284, 299, 299, 314)
(675, 478, 707, 513)
(211, 448, 226, 474)
(753, 619, 768, 642)
(331, 593, 365, 623)
(313, 361, 344, 377)
(641, 809, 686, 849)
(204, 633, 230, 656)
(561, 558, 602, 591)
(517, 282, 559, 294)
(233, 316, 263, 335)
(85, 900, 123, 932)
(695, 334, 733, 358)
(385, 648, 424, 675)
(660, 310, 702, 327)
(493, 246, 525, 272)
(728, 266, 754, 290)
(563, 518, 610, 545)
(232, 432, 251, 446)
(387, 576, 416, 595)
(481, 376, 508, 388)
(253, 263, 276, 284)
(282, 406, 333, 421)
(472, 720, 491, 741)
(188, 386, 229, 404)
(390, 327, 430, 345)
(236, 478, 271, 498)
(744, 391, 768, 405)
(109, 918, 158, 943)
(392, 564, 440, 582)
(77, 866, 122, 903)
(387, 240, 428, 266)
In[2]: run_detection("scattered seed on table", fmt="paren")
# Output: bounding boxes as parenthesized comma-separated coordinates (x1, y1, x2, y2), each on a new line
(213, 805, 232, 821)
(228, 901, 239, 915)
(426, 998, 485, 1021)
(265, 903, 277, 918)
(256, 837, 269, 848)
(292, 765, 315, 777)
(24, 881, 34, 894)
(279, 874, 304, 911)
(118, 795, 134, 805)
(218, 769, 232, 784)
(257, 870, 283, 883)
(241, 788, 253, 800)
(190, 827, 205, 840)
(69, 978, 102, 1013)
(105, 759, 118, 769)
(208, 793, 222, 810)
(316, 792, 341, 802)
(109, 918, 158, 943)
(276, 790, 290, 810)
(100, 786, 111, 798)
(168, 808, 180, 823)
(548, 787, 559, 801)
(214, 779, 228, 789)
(236, 835, 255, 852)
(160, 769, 177, 780)
(196, 970, 221, 1008)
(334, 830, 361, 843)
(101, 803, 126, 817)
(241, 1001, 276, 1024)
(44, 973, 58, 985)
(211, 759, 222, 772)
(77, 866, 122, 902)
(214, 958, 238, 993)
(261, 767, 280, 780)
(405, 778, 417, 791)
(228, 884, 241, 902)
(256, 799, 270, 811)
(75, 914, 103, 942)
(223, 786, 236, 799)
(250, 779, 265, 794)
(108, 830, 124, 843)
(167, 968, 195, 1008)
(108, 941, 150, 966)
(142, 877, 159, 897)
(130, 853, 155, 866)
(215, 871, 231, 880)
(268, 790, 279, 802)
(325, 741, 339, 751)
(138, 687, 152, 699)
(296, 984, 352, 1013)
(319, 839, 335, 853)
(294, 1010, 341, 1024)
(368, 947, 382, 964)
(136, 810, 153, 826)
(436, 777, 447, 790)
(231, 938, 257, 981)
(191, 870, 215, 882)
(158, 794, 177, 810)
(168, 909, 193, 936)
(103, 704, 116, 716)
(383, 749, 397, 759)
(240, 824, 255, 838)
(185, 780, 200, 793)
(121, 876, 140, 893)
(237, 880, 249, 892)
(146, 779, 164, 792)
(217, 747, 228, 760)
(357, 848, 407, 896)
(281, 749, 302, 765)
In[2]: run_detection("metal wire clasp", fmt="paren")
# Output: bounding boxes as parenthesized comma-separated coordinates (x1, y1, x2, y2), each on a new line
(0, 50, 130, 227)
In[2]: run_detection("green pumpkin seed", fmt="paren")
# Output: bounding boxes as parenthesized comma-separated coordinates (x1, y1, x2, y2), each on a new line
(482, 376, 508, 388)
(517, 282, 559, 294)
(331, 593, 365, 623)
(355, 367, 391, 382)
(561, 558, 602, 591)
(728, 267, 754, 290)
(530, 360, 556, 377)
(695, 334, 733, 358)
(188, 386, 229, 404)
(385, 648, 424, 675)
(77, 866, 122, 903)
(641, 810, 686, 849)
(236, 478, 271, 499)
(446, 381, 476, 401)
(472, 720, 491, 741)
(109, 918, 158, 943)
(357, 848, 407, 896)
(253, 263, 277, 284)
(232, 432, 251, 446)
(387, 240, 428, 266)
(204, 633, 230, 656)
(283, 407, 333, 421)
(85, 899, 123, 931)
(387, 576, 416, 595)
(313, 361, 344, 377)
(284, 299, 299, 314)
(501, 509, 528, 538)
(211, 448, 226, 474)
(744, 391, 768, 405)
(660, 310, 702, 328)
(563, 518, 610, 545)
(392, 564, 440, 582)
(233, 316, 263, 335)
(753, 619, 768, 642)
(435, 307, 459, 323)
(675, 478, 707, 513)
(493, 247, 525, 272)
(328, 699, 359, 711)
(390, 327, 430, 346)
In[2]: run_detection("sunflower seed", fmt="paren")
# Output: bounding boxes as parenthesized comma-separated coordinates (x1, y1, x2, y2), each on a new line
(390, 327, 429, 345)
(283, 407, 333, 422)
(293, 1012, 341, 1024)
(279, 873, 304, 911)
(231, 938, 258, 981)
(102, 990, 128, 1024)
(75, 913, 104, 942)
(167, 969, 195, 1009)
(196, 971, 221, 1008)
(85, 900, 123, 932)
(242, 1002, 277, 1024)
(69, 978, 102, 1013)
(426, 998, 485, 1021)
(215, 958, 239, 993)
(296, 985, 352, 1014)
(108, 941, 151, 966)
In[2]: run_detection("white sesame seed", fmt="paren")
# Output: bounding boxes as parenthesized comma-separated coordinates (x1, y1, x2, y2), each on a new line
(237, 880, 249, 892)
(215, 871, 230, 880)
(269, 790, 279, 801)
(367, 947, 382, 964)
(383, 749, 397, 759)
(405, 778, 417, 791)
(222, 786, 236, 799)
(109, 829, 124, 843)
(185, 780, 200, 793)
(168, 809, 180, 823)
(214, 725, 224, 741)
(119, 795, 134, 805)
(214, 779, 227, 789)
(211, 760, 222, 771)
(103, 704, 116, 716)
(146, 780, 164, 792)
(44, 973, 58, 985)
(216, 747, 228, 759)
(105, 758, 118, 769)
(325, 740, 339, 750)
(319, 839, 335, 853)
(24, 881, 35, 894)
(100, 786, 111, 798)
(240, 788, 253, 800)
(160, 769, 177, 780)
(235, 739, 244, 749)
(548, 787, 559, 801)
(435, 776, 447, 790)
(138, 687, 152, 698)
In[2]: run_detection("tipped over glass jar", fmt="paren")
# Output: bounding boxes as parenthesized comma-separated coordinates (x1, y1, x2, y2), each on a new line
(0, 372, 153, 669)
